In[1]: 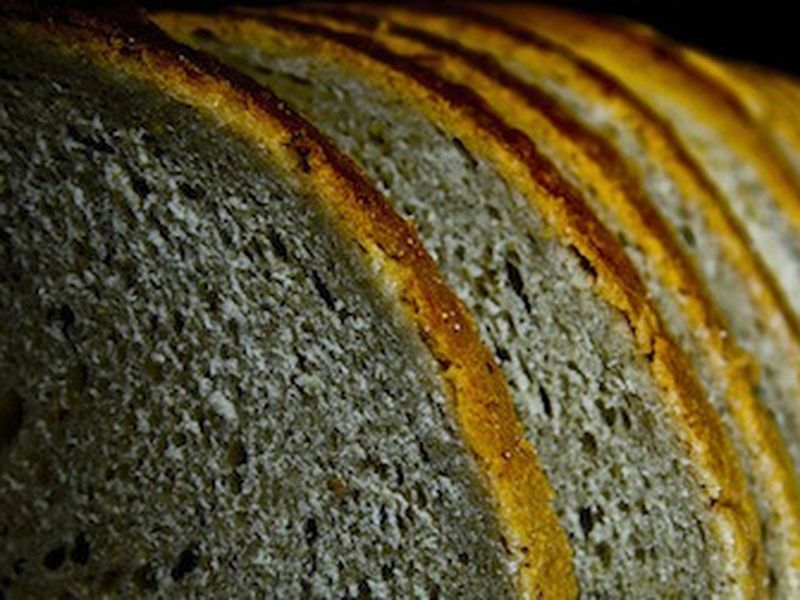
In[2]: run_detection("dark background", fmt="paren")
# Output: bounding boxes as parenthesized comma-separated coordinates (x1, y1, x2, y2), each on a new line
(138, 1, 800, 77)
(527, 1, 800, 77)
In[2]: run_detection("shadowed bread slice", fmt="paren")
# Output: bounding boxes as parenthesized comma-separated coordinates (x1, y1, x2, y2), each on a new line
(262, 5, 800, 595)
(606, 17, 800, 205)
(155, 10, 762, 597)
(0, 9, 574, 598)
(495, 4, 800, 325)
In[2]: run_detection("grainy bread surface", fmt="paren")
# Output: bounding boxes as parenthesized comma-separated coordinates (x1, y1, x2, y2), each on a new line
(502, 4, 800, 324)
(5, 3, 800, 598)
(156, 10, 763, 597)
(273, 7, 800, 595)
(0, 11, 574, 598)
(326, 6, 800, 593)
(346, 5, 800, 488)
(673, 45, 800, 177)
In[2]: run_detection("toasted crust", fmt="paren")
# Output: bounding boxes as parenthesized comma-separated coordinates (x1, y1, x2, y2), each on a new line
(153, 10, 763, 596)
(501, 4, 800, 236)
(3, 9, 576, 599)
(499, 5, 800, 319)
(338, 3, 800, 349)
(270, 4, 800, 592)
(618, 19, 800, 214)
(693, 58, 800, 177)
(332, 8, 800, 570)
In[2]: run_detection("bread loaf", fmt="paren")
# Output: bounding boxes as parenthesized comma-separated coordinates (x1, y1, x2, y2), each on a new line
(2, 4, 799, 598)
(247, 6, 800, 595)
(299, 5, 800, 595)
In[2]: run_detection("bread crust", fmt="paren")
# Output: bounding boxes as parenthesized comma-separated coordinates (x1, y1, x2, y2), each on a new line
(679, 50, 800, 179)
(271, 4, 800, 593)
(495, 5, 800, 330)
(323, 6, 800, 587)
(153, 10, 764, 597)
(2, 8, 577, 599)
(358, 4, 800, 343)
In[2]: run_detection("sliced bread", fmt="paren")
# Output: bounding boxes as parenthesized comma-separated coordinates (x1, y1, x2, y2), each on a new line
(348, 6, 800, 485)
(0, 9, 573, 598)
(261, 5, 800, 595)
(497, 4, 800, 324)
(688, 57, 800, 179)
(155, 10, 762, 597)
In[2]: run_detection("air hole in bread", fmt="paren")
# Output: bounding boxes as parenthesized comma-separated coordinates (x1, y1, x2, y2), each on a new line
(495, 345, 511, 363)
(596, 541, 613, 568)
(0, 388, 24, 449)
(568, 245, 597, 280)
(581, 431, 598, 456)
(452, 137, 477, 170)
(130, 175, 151, 199)
(678, 225, 697, 248)
(66, 123, 115, 155)
(268, 230, 289, 261)
(70, 533, 90, 566)
(304, 517, 319, 545)
(286, 72, 313, 87)
(42, 546, 66, 571)
(504, 258, 532, 313)
(179, 182, 202, 200)
(171, 544, 199, 581)
(578, 506, 594, 539)
(539, 385, 553, 417)
(191, 28, 218, 43)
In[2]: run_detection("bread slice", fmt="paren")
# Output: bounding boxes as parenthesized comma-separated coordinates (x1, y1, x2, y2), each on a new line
(608, 19, 800, 210)
(259, 5, 800, 596)
(0, 9, 575, 598)
(494, 4, 800, 325)
(155, 10, 762, 597)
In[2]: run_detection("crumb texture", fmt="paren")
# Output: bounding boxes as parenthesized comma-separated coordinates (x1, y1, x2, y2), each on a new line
(0, 35, 515, 599)
(189, 36, 724, 597)
(499, 47, 800, 478)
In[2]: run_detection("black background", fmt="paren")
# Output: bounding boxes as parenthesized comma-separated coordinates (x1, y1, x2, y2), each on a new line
(555, 1, 799, 77)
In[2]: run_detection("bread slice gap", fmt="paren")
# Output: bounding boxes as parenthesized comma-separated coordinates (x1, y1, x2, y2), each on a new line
(264, 5, 800, 596)
(0, 11, 574, 598)
(155, 11, 762, 597)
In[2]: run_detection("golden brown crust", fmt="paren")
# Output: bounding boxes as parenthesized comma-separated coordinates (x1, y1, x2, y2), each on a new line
(332, 4, 800, 347)
(153, 10, 763, 596)
(500, 4, 800, 288)
(2, 8, 577, 599)
(705, 60, 800, 175)
(617, 19, 800, 209)
(274, 5, 800, 592)
(335, 9, 800, 582)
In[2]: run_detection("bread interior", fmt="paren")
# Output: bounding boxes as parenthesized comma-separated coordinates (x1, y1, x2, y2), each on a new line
(0, 31, 516, 598)
(172, 24, 725, 596)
